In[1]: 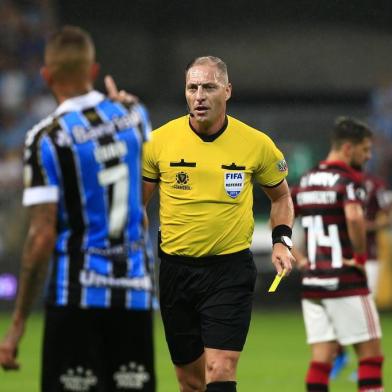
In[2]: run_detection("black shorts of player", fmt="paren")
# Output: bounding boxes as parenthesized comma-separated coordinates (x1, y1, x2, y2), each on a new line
(42, 306, 155, 392)
(159, 248, 257, 365)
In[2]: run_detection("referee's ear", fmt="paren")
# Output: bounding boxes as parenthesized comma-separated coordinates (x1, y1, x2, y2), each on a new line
(225, 83, 232, 101)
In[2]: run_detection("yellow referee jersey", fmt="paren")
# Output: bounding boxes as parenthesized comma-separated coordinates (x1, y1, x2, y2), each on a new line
(143, 115, 288, 257)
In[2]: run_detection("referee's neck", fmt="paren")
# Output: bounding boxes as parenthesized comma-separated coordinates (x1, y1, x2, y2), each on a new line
(190, 113, 227, 136)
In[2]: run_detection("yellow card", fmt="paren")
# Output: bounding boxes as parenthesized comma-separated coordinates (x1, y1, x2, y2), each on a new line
(268, 269, 287, 292)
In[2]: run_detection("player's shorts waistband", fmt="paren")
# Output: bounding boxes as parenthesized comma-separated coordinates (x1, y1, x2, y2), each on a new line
(160, 248, 251, 267)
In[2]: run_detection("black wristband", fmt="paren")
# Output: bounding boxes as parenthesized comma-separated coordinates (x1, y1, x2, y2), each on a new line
(272, 225, 292, 241)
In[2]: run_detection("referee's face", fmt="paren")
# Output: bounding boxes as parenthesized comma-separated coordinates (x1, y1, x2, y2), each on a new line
(185, 64, 231, 131)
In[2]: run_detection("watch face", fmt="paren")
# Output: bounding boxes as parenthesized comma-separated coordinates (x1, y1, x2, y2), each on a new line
(281, 236, 293, 248)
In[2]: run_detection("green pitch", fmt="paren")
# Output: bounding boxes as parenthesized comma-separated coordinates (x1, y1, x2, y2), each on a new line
(1, 309, 391, 391)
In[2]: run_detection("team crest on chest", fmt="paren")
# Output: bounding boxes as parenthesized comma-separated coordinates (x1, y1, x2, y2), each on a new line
(173, 171, 191, 190)
(224, 172, 244, 198)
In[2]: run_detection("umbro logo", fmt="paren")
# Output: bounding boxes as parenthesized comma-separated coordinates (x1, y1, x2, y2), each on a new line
(59, 367, 97, 391)
(113, 362, 150, 390)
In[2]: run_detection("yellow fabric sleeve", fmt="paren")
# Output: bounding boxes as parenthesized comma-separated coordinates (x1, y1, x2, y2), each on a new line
(254, 134, 288, 187)
(142, 139, 159, 180)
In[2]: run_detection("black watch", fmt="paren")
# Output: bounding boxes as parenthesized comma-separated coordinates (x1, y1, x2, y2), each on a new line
(273, 236, 293, 250)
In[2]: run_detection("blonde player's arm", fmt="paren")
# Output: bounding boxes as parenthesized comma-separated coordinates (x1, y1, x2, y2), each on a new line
(0, 203, 57, 371)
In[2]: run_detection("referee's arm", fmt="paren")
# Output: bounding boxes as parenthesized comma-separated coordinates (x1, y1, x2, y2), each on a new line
(262, 179, 295, 275)
(143, 180, 158, 207)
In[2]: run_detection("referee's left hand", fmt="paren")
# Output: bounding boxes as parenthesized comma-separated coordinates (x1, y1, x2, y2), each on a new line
(271, 243, 295, 276)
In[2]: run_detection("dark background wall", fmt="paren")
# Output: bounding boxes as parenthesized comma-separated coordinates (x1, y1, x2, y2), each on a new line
(55, 0, 392, 103)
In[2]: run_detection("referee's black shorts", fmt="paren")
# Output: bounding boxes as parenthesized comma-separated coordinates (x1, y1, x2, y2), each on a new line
(159, 248, 257, 365)
(42, 306, 155, 392)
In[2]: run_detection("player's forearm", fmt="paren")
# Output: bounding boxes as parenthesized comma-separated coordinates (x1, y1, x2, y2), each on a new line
(12, 231, 55, 324)
(346, 219, 367, 254)
(345, 203, 367, 255)
(270, 193, 294, 228)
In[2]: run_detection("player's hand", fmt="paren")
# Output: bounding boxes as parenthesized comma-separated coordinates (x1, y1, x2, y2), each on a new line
(271, 243, 295, 276)
(343, 258, 366, 273)
(0, 321, 24, 371)
(296, 257, 310, 271)
(104, 75, 139, 104)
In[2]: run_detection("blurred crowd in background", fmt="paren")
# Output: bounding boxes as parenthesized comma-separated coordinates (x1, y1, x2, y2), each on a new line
(1, 0, 392, 307)
(0, 0, 55, 189)
(0, 0, 55, 291)
(369, 80, 392, 186)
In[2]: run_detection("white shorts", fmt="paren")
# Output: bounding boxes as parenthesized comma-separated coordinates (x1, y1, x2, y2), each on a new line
(302, 294, 382, 345)
(365, 260, 380, 296)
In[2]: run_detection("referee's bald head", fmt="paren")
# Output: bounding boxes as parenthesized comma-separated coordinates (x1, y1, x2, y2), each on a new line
(44, 25, 96, 83)
(185, 56, 229, 85)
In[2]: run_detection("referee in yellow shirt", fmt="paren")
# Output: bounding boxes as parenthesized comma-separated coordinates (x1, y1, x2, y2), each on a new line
(143, 56, 295, 392)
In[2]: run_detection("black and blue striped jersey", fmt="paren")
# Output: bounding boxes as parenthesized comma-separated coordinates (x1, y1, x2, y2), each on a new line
(23, 90, 154, 309)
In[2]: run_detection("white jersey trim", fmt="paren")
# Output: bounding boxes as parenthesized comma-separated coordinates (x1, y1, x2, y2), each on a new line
(54, 90, 105, 117)
(23, 186, 59, 206)
(302, 277, 339, 289)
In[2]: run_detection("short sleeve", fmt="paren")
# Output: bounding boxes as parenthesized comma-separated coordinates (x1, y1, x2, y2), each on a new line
(142, 137, 159, 182)
(342, 180, 366, 206)
(254, 135, 288, 187)
(23, 133, 60, 206)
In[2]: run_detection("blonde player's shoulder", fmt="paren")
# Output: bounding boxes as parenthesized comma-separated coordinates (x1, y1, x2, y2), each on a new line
(151, 116, 188, 140)
(228, 115, 275, 145)
(25, 114, 56, 148)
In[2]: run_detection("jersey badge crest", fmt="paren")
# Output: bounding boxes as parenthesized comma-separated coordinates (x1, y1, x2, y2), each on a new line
(173, 171, 191, 190)
(277, 159, 288, 172)
(224, 172, 244, 198)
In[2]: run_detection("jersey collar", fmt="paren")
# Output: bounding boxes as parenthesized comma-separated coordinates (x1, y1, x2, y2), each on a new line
(188, 115, 228, 142)
(319, 160, 363, 182)
(54, 90, 105, 117)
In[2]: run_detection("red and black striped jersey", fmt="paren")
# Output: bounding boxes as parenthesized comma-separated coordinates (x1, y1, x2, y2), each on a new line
(363, 173, 390, 260)
(292, 160, 369, 299)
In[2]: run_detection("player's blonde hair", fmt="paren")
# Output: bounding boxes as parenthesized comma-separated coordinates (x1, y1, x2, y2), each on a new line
(45, 25, 95, 82)
(185, 56, 229, 84)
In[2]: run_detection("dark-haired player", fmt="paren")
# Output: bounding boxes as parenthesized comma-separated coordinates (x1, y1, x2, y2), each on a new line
(292, 117, 384, 392)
